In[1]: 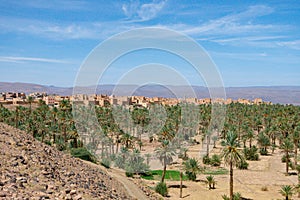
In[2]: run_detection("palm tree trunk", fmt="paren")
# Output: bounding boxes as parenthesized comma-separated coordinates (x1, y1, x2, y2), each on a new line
(73, 137, 78, 148)
(206, 134, 210, 157)
(161, 158, 167, 183)
(53, 133, 56, 144)
(298, 172, 300, 198)
(230, 161, 233, 200)
(180, 171, 183, 198)
(41, 130, 44, 143)
(295, 143, 298, 167)
(286, 150, 289, 175)
(63, 124, 67, 144)
(116, 134, 119, 153)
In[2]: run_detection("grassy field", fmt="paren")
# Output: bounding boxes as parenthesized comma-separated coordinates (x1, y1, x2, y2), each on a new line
(141, 168, 228, 181)
(141, 170, 189, 181)
(203, 168, 228, 175)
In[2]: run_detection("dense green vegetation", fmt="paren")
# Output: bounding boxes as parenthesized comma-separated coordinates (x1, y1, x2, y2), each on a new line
(1, 99, 300, 199)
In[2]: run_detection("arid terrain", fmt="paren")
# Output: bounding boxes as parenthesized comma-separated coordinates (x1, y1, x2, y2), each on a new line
(167, 145, 298, 199)
(1, 121, 300, 200)
(0, 123, 132, 200)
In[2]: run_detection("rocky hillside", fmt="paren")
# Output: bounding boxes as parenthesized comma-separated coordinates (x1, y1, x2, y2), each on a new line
(0, 123, 132, 200)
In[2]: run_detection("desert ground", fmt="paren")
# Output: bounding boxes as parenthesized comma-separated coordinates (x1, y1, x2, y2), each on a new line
(132, 136, 299, 200)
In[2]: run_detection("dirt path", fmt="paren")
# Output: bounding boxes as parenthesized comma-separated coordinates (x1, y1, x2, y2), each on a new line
(108, 168, 150, 200)
(82, 160, 149, 200)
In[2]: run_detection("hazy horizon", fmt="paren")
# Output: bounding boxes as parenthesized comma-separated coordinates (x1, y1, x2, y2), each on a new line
(2, 81, 300, 88)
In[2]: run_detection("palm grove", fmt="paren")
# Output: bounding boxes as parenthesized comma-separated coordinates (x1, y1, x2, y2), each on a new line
(1, 99, 300, 199)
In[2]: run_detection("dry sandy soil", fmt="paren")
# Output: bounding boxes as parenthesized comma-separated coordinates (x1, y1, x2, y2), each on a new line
(139, 138, 299, 200)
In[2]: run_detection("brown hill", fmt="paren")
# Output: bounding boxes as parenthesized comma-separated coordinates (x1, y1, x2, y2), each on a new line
(0, 123, 132, 200)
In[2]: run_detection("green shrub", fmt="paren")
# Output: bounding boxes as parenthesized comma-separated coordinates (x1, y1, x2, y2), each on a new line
(124, 149, 149, 175)
(243, 146, 259, 161)
(282, 155, 291, 163)
(70, 147, 96, 163)
(186, 171, 196, 181)
(101, 158, 111, 169)
(233, 192, 242, 200)
(259, 148, 268, 155)
(44, 140, 52, 146)
(237, 160, 249, 170)
(210, 154, 221, 166)
(114, 154, 126, 169)
(155, 182, 168, 197)
(202, 155, 211, 165)
(221, 194, 230, 200)
(222, 192, 242, 200)
(184, 158, 202, 181)
(125, 171, 134, 177)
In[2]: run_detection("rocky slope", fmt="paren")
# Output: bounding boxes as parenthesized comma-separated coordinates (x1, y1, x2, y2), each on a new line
(0, 123, 132, 200)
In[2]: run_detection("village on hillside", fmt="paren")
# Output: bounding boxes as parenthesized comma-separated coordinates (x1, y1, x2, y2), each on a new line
(0, 92, 269, 107)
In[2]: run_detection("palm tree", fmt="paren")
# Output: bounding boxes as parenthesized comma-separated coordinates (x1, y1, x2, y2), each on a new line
(280, 138, 294, 175)
(206, 175, 216, 189)
(257, 132, 270, 155)
(246, 129, 255, 148)
(279, 185, 294, 200)
(296, 165, 300, 197)
(183, 158, 202, 181)
(292, 125, 300, 166)
(221, 131, 244, 200)
(155, 140, 176, 183)
(121, 133, 134, 149)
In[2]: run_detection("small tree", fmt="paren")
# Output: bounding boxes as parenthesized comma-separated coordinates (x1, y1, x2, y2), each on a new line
(221, 131, 244, 200)
(257, 132, 270, 155)
(206, 175, 216, 189)
(124, 149, 149, 176)
(243, 146, 259, 161)
(155, 140, 176, 183)
(210, 154, 221, 166)
(279, 185, 294, 200)
(280, 138, 294, 175)
(183, 158, 202, 181)
(155, 182, 168, 197)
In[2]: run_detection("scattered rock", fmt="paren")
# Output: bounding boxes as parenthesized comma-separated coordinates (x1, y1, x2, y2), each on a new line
(0, 123, 132, 200)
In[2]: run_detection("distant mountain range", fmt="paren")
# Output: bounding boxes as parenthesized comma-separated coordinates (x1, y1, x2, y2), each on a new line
(1, 82, 300, 105)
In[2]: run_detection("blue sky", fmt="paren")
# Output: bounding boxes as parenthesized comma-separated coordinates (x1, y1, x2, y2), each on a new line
(0, 0, 299, 87)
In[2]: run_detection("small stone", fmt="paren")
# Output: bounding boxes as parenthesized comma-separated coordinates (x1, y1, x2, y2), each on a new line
(73, 194, 82, 200)
(16, 177, 28, 184)
(47, 184, 55, 190)
(65, 188, 71, 194)
(0, 181, 5, 186)
(65, 194, 72, 200)
(70, 189, 76, 195)
(0, 191, 7, 197)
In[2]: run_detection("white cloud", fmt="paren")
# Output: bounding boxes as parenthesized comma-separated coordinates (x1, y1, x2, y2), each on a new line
(6, 0, 89, 11)
(210, 36, 288, 48)
(209, 51, 300, 64)
(122, 0, 167, 22)
(277, 40, 300, 50)
(0, 56, 70, 64)
(179, 5, 281, 36)
(0, 17, 136, 40)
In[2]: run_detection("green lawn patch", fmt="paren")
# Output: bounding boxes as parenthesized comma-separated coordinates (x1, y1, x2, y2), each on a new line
(203, 168, 228, 175)
(141, 170, 188, 181)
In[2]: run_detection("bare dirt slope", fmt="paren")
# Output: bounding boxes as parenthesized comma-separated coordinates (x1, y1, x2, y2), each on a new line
(0, 123, 132, 200)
